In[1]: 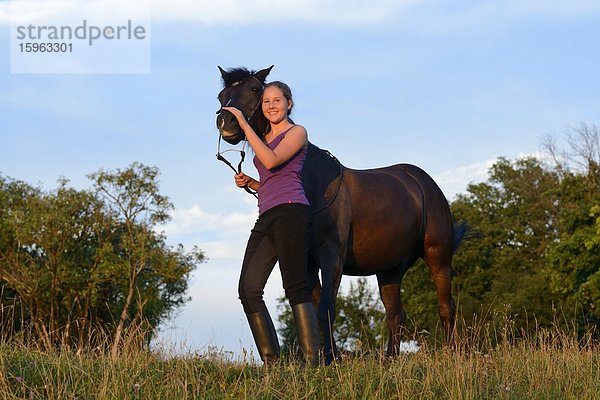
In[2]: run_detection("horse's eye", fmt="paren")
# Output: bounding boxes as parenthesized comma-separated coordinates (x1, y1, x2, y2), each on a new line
(252, 87, 260, 92)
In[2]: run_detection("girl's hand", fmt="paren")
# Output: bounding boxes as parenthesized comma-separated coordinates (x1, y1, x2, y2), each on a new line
(222, 106, 249, 130)
(234, 173, 253, 188)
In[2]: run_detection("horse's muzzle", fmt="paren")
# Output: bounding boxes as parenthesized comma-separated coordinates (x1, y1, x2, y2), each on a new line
(219, 129, 244, 145)
(216, 110, 244, 144)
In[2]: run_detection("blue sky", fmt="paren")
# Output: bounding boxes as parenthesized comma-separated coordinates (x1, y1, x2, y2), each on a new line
(1, 0, 599, 359)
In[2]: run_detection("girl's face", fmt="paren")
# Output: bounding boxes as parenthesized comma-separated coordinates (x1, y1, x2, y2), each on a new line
(262, 86, 291, 125)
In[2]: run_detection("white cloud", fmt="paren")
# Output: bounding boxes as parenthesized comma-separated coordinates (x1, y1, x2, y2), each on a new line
(148, 0, 427, 25)
(197, 239, 245, 261)
(3, 0, 599, 28)
(158, 201, 257, 264)
(2, 0, 150, 25)
(434, 150, 565, 200)
(150, 0, 600, 27)
(162, 203, 256, 236)
(434, 158, 495, 200)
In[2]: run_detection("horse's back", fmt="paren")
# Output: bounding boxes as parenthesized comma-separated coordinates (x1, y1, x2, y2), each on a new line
(343, 164, 425, 220)
(345, 162, 448, 208)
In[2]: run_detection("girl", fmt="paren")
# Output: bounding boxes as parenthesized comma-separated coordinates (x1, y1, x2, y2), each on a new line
(223, 81, 320, 366)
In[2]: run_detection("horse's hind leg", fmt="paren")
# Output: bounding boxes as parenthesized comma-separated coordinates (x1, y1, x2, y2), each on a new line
(376, 269, 407, 356)
(423, 244, 456, 346)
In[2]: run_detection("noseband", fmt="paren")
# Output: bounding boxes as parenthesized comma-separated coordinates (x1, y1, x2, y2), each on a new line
(216, 137, 258, 198)
(215, 75, 265, 199)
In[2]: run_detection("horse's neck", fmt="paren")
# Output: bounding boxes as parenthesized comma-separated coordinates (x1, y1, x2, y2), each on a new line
(252, 113, 269, 137)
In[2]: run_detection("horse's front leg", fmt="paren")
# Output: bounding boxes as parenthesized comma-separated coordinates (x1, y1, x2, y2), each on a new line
(307, 251, 322, 309)
(317, 240, 343, 365)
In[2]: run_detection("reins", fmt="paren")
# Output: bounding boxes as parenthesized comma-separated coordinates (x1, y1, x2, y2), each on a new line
(216, 136, 258, 198)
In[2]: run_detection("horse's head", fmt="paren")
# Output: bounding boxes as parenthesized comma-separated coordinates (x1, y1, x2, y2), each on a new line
(216, 65, 273, 144)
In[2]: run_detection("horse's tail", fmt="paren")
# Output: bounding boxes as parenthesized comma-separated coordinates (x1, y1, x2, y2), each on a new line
(452, 221, 470, 253)
(452, 220, 483, 252)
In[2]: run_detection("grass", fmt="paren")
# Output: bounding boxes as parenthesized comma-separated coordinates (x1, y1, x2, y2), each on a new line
(1, 323, 599, 399)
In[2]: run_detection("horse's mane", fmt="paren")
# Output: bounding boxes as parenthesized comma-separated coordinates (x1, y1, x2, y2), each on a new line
(220, 67, 255, 87)
(307, 142, 343, 169)
(302, 142, 344, 211)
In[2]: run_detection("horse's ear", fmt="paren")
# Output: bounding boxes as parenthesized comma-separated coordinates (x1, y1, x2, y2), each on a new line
(254, 65, 274, 84)
(218, 65, 228, 79)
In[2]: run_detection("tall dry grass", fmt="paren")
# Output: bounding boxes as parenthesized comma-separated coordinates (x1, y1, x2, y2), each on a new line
(1, 314, 599, 399)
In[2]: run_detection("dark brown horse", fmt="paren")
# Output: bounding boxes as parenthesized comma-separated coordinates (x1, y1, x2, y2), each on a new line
(216, 66, 467, 363)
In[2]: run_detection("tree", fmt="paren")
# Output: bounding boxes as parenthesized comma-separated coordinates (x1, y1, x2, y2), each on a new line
(543, 123, 600, 189)
(88, 162, 201, 357)
(447, 124, 599, 337)
(448, 157, 562, 331)
(0, 176, 106, 349)
(541, 124, 600, 330)
(0, 164, 204, 353)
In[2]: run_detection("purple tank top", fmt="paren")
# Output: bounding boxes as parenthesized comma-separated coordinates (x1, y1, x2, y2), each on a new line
(254, 126, 310, 215)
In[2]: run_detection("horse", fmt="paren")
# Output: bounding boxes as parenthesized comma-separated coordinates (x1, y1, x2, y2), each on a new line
(215, 66, 467, 364)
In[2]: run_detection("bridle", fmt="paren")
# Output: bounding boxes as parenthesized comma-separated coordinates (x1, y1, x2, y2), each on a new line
(215, 75, 265, 199)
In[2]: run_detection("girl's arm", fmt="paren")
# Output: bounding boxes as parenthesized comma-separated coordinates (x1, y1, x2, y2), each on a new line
(222, 106, 307, 170)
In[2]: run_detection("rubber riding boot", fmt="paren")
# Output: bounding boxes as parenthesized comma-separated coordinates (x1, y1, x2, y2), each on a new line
(292, 302, 321, 367)
(246, 310, 280, 365)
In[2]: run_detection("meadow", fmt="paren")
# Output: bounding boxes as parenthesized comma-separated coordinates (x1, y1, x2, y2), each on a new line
(1, 320, 599, 400)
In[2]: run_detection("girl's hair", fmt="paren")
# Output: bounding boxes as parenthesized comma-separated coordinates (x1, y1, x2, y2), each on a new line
(264, 81, 293, 116)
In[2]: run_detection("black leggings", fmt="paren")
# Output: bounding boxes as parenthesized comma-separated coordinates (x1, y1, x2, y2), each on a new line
(238, 203, 311, 314)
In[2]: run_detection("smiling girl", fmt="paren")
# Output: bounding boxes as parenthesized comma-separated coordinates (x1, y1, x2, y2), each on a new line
(223, 81, 320, 367)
